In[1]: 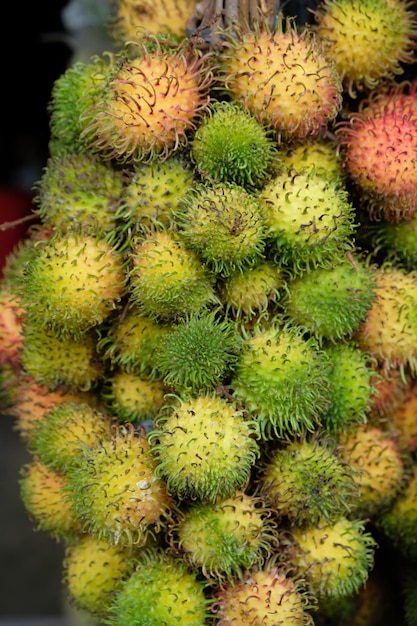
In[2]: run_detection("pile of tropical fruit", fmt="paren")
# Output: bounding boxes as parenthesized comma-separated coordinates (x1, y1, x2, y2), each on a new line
(2, 0, 417, 624)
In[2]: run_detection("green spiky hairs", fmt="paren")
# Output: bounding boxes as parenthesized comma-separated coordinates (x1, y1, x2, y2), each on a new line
(149, 393, 260, 502)
(230, 323, 332, 439)
(191, 100, 278, 189)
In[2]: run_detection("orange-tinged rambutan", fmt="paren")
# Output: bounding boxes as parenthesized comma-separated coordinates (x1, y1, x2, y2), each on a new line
(315, 0, 417, 97)
(220, 21, 343, 141)
(81, 41, 211, 163)
(383, 380, 417, 452)
(0, 286, 25, 368)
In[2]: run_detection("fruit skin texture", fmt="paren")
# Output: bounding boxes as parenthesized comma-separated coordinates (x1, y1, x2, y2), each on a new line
(220, 22, 342, 141)
(105, 548, 210, 626)
(149, 393, 260, 502)
(212, 562, 315, 626)
(0, 286, 24, 367)
(315, 0, 417, 97)
(102, 371, 166, 423)
(231, 324, 331, 439)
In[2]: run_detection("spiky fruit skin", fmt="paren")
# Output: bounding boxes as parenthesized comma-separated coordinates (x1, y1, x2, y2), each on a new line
(149, 394, 260, 502)
(191, 100, 278, 189)
(106, 548, 210, 626)
(19, 459, 81, 540)
(338, 425, 405, 518)
(212, 563, 315, 626)
(337, 92, 417, 221)
(387, 381, 417, 451)
(282, 258, 376, 343)
(82, 43, 211, 164)
(19, 322, 103, 392)
(355, 267, 417, 377)
(259, 169, 356, 273)
(174, 491, 277, 582)
(176, 182, 267, 275)
(373, 211, 417, 270)
(66, 424, 172, 546)
(154, 311, 242, 396)
(98, 307, 170, 379)
(28, 402, 114, 473)
(279, 138, 345, 183)
(0, 286, 24, 367)
(257, 438, 356, 526)
(32, 153, 124, 233)
(102, 371, 166, 423)
(21, 232, 127, 340)
(378, 464, 417, 560)
(109, 0, 195, 45)
(128, 230, 217, 321)
(221, 24, 342, 141)
(315, 0, 417, 97)
(320, 343, 376, 435)
(63, 534, 137, 616)
(230, 324, 331, 439)
(289, 517, 376, 598)
(117, 156, 194, 230)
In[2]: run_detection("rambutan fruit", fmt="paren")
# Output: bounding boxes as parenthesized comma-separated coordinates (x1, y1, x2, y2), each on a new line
(109, 0, 195, 46)
(21, 231, 127, 340)
(19, 458, 82, 540)
(212, 562, 315, 626)
(287, 516, 376, 598)
(81, 41, 211, 164)
(230, 323, 332, 439)
(173, 490, 277, 583)
(338, 424, 405, 519)
(190, 100, 278, 189)
(63, 534, 138, 617)
(154, 310, 243, 396)
(355, 266, 417, 377)
(220, 21, 343, 141)
(377, 463, 417, 560)
(220, 260, 283, 321)
(371, 209, 417, 270)
(19, 321, 103, 392)
(257, 436, 356, 526)
(116, 155, 194, 231)
(97, 306, 170, 379)
(0, 285, 25, 367)
(105, 547, 211, 626)
(279, 137, 345, 184)
(320, 342, 376, 436)
(258, 168, 356, 273)
(148, 393, 260, 502)
(101, 370, 166, 423)
(176, 181, 267, 275)
(367, 363, 406, 422)
(128, 229, 217, 321)
(28, 401, 114, 473)
(65, 423, 172, 546)
(385, 380, 417, 452)
(282, 256, 377, 343)
(32, 153, 125, 233)
(315, 0, 417, 97)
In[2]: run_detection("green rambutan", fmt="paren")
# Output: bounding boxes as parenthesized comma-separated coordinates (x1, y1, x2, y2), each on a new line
(338, 424, 405, 518)
(258, 168, 356, 273)
(190, 100, 278, 189)
(257, 436, 357, 526)
(279, 137, 345, 184)
(81, 41, 211, 163)
(175, 181, 267, 275)
(212, 562, 315, 626)
(371, 208, 417, 270)
(287, 516, 376, 598)
(220, 21, 343, 141)
(315, 0, 417, 97)
(154, 310, 243, 396)
(65, 423, 172, 546)
(21, 231, 127, 340)
(148, 393, 260, 502)
(63, 533, 138, 617)
(281, 256, 377, 343)
(173, 490, 277, 582)
(230, 323, 332, 439)
(128, 229, 217, 321)
(101, 370, 166, 423)
(105, 547, 211, 626)
(320, 342, 377, 435)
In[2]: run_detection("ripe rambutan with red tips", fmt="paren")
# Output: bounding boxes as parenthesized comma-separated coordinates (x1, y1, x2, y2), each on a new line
(0, 285, 25, 368)
(219, 19, 343, 141)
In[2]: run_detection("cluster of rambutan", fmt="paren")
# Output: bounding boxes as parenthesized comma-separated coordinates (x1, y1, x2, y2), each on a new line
(2, 0, 417, 624)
